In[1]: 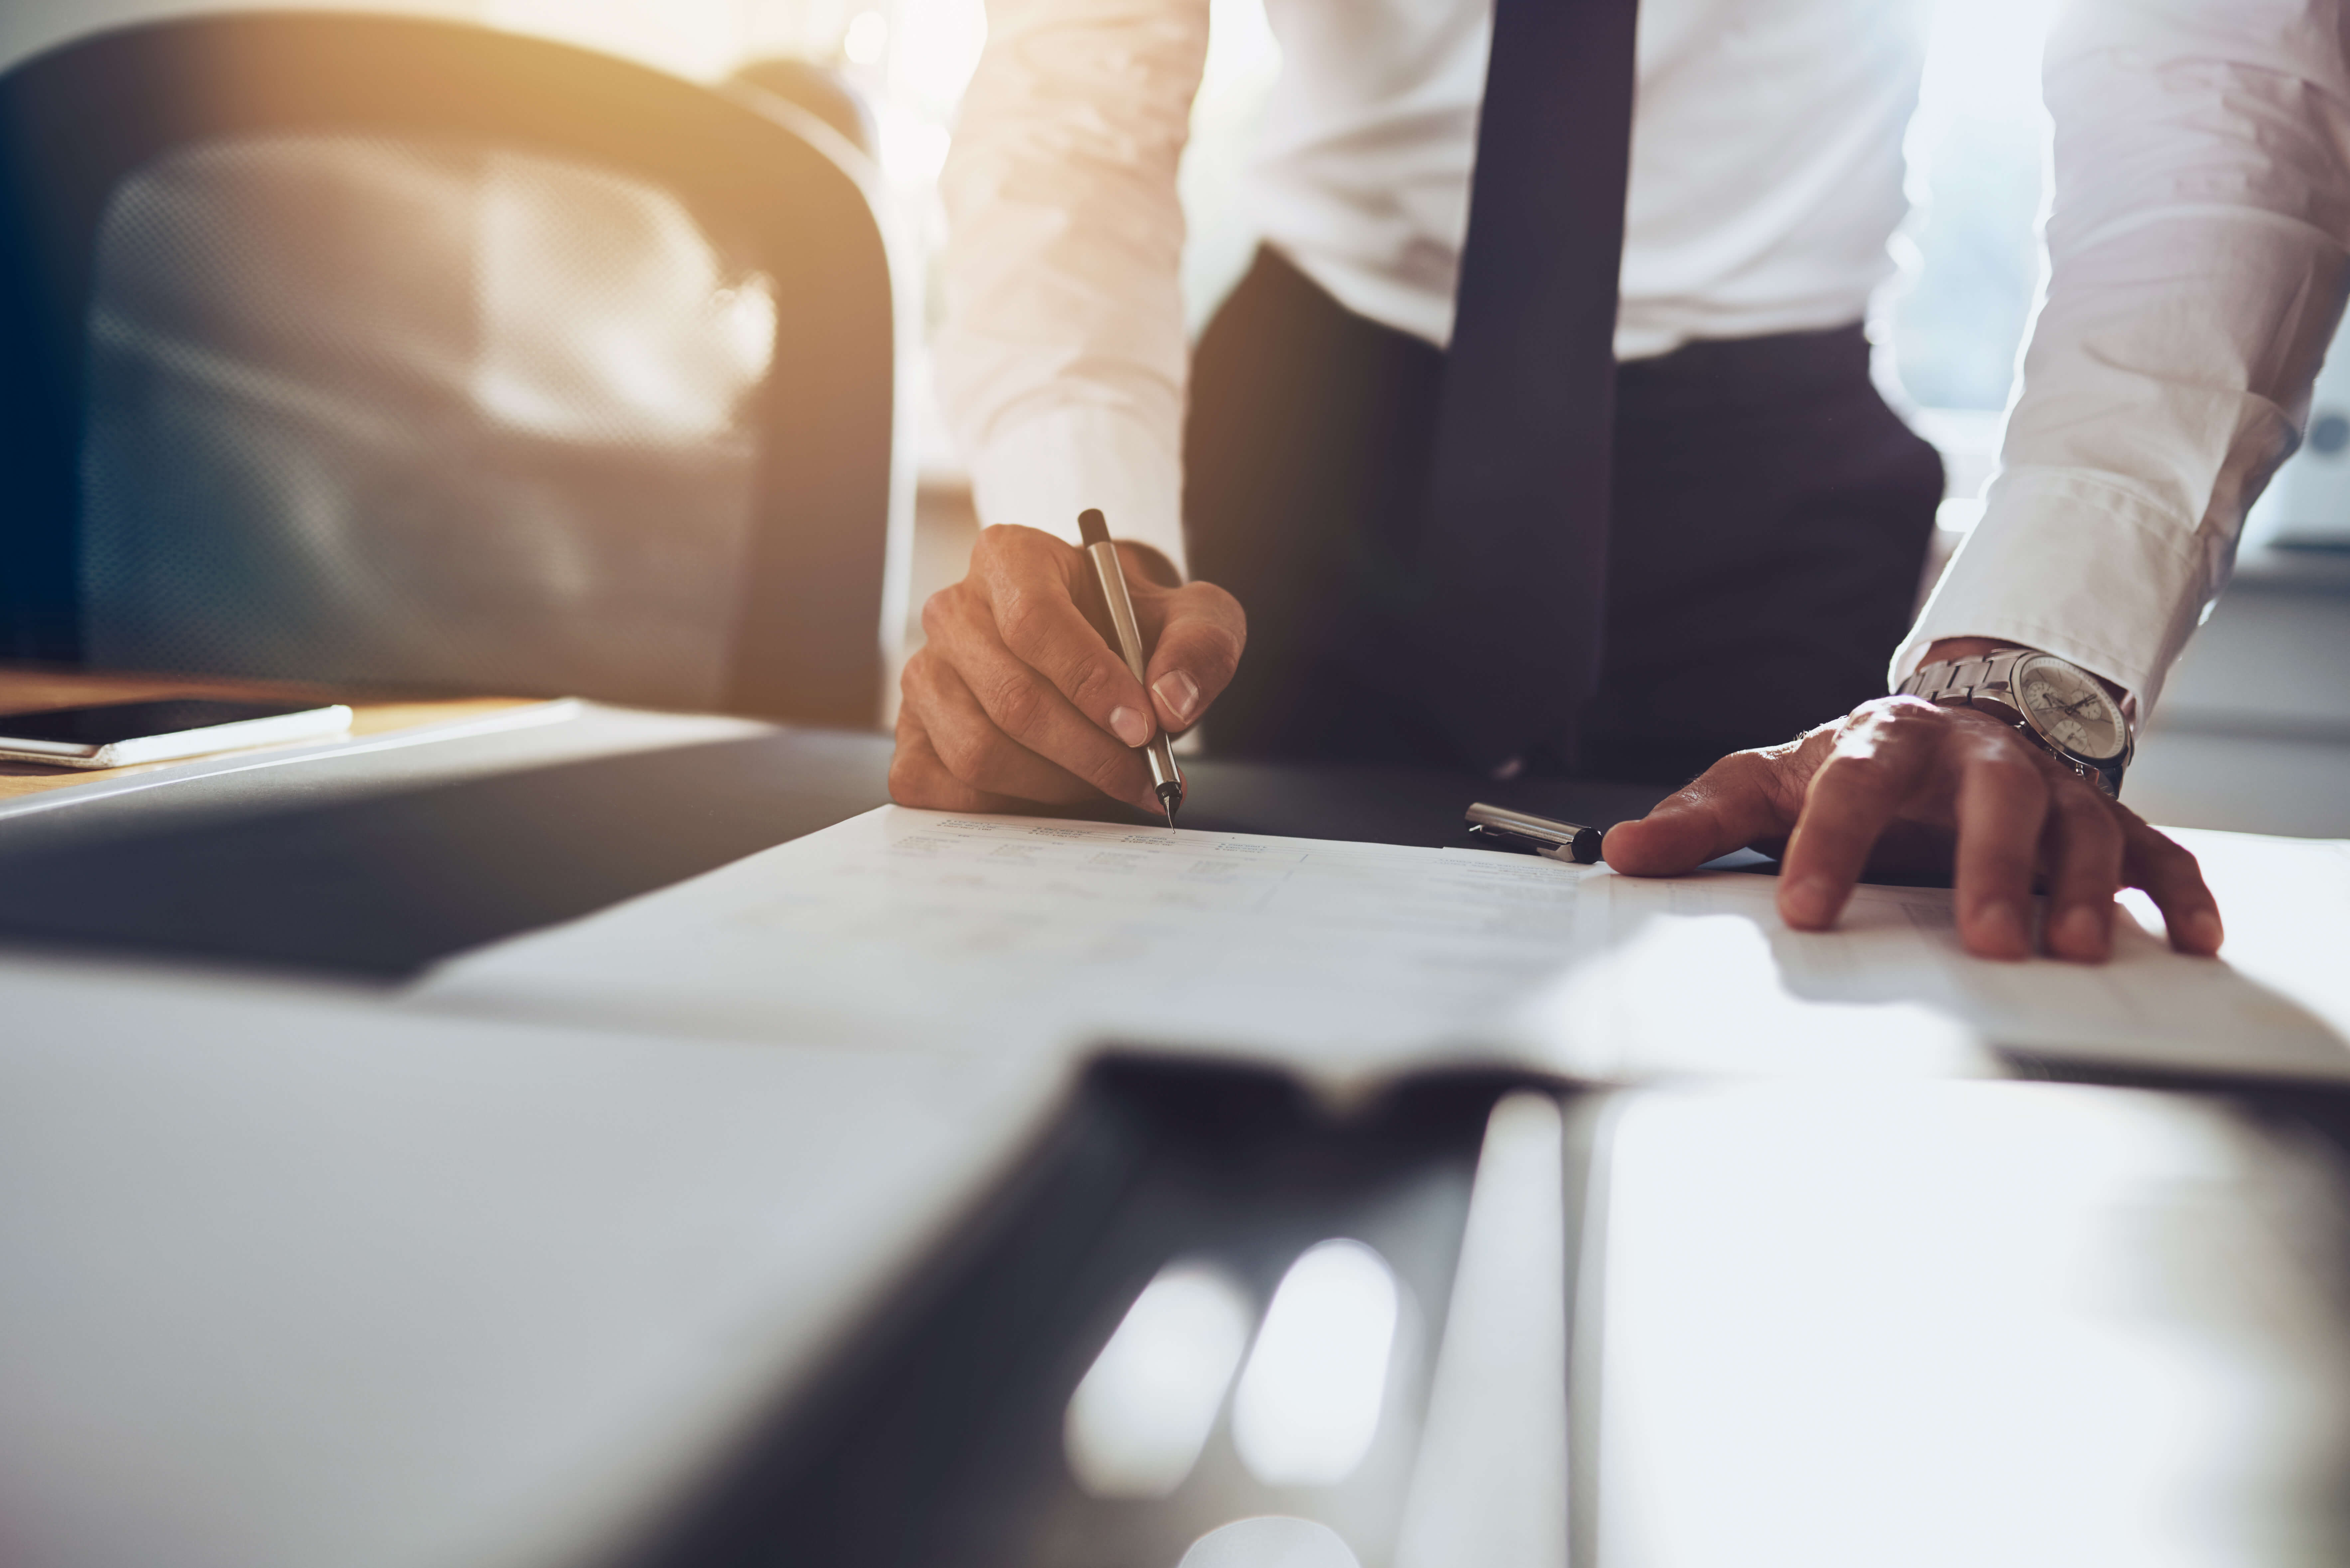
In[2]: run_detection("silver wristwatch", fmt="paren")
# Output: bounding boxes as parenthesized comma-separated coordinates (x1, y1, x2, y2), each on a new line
(1897, 648, 2132, 796)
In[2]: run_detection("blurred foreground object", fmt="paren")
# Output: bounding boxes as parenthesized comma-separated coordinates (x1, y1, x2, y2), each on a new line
(0, 953, 1068, 1568)
(0, 14, 905, 725)
(1581, 1081, 2350, 1567)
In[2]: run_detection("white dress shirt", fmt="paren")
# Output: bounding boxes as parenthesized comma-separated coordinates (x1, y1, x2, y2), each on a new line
(937, 0, 2350, 715)
(1898, 0, 2350, 710)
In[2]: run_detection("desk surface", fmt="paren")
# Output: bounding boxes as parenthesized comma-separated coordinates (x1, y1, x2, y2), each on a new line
(3, 665, 2342, 1097)
(0, 667, 542, 804)
(0, 666, 1666, 832)
(0, 666, 1676, 977)
(6, 671, 2350, 1568)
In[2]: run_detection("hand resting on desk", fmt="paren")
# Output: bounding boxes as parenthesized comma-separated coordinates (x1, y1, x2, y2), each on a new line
(892, 525, 1246, 814)
(1603, 688, 2223, 966)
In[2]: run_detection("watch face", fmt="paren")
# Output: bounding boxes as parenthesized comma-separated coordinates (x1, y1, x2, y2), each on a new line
(2015, 655, 2127, 762)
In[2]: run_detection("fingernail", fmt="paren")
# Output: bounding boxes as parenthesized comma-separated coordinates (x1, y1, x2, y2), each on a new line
(2053, 904, 2106, 959)
(1780, 875, 1835, 927)
(1153, 670, 1199, 723)
(1975, 899, 2029, 956)
(2185, 910, 2225, 953)
(1109, 706, 1150, 747)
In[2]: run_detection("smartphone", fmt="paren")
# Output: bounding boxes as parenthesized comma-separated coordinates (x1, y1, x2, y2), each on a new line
(0, 699, 354, 769)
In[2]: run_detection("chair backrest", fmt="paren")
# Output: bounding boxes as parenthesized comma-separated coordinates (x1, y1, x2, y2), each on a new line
(731, 58, 882, 162)
(0, 14, 905, 728)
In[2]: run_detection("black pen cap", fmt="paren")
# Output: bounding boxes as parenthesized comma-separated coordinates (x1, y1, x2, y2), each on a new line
(1078, 508, 1109, 547)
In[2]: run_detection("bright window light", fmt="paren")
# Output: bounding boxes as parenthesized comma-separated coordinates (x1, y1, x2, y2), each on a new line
(841, 9, 888, 66)
(1064, 1260, 1254, 1499)
(1890, 0, 2067, 415)
(1231, 1239, 1401, 1487)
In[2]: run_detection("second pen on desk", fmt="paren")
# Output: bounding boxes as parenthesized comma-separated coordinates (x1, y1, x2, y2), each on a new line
(1078, 508, 1185, 829)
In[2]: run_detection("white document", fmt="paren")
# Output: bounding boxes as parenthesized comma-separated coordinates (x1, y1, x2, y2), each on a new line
(418, 807, 2350, 1093)
(1522, 857, 2350, 1085)
(421, 807, 1608, 1088)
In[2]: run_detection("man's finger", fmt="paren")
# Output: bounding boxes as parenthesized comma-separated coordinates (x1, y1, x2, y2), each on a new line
(968, 526, 1154, 748)
(2119, 812, 2225, 955)
(2039, 784, 2124, 962)
(1946, 743, 2049, 960)
(888, 708, 1035, 814)
(924, 586, 1158, 811)
(1140, 580, 1246, 734)
(1774, 705, 1939, 929)
(901, 654, 1100, 806)
(1603, 746, 1811, 878)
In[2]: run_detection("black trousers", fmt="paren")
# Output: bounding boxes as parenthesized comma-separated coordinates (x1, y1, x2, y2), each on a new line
(1184, 248, 1944, 784)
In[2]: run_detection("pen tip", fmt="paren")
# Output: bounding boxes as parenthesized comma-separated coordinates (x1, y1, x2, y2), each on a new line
(1157, 782, 1181, 833)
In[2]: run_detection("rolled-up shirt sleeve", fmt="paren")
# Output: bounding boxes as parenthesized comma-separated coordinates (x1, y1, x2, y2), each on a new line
(934, 0, 1208, 570)
(1896, 0, 2350, 714)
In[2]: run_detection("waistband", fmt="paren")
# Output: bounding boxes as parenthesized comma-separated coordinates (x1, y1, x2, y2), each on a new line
(1614, 322, 1874, 415)
(1249, 243, 1876, 416)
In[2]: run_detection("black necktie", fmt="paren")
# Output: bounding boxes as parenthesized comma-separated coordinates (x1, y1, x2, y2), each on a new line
(1401, 0, 1640, 772)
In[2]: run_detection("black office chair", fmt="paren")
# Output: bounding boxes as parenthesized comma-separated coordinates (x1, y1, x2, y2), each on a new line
(0, 14, 904, 728)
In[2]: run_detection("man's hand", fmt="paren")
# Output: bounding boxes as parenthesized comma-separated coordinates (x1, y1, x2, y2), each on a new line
(891, 524, 1246, 814)
(1601, 697, 2223, 964)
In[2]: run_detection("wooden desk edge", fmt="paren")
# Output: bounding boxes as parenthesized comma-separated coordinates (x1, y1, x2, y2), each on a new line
(0, 670, 549, 803)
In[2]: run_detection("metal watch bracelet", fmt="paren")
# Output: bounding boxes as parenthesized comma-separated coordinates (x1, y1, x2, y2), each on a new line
(1897, 648, 2129, 797)
(1899, 648, 2035, 707)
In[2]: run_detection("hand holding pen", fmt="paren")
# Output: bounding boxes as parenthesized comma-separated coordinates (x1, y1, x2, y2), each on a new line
(889, 515, 1247, 819)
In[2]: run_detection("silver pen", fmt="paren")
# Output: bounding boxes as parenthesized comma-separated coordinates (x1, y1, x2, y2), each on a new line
(1078, 508, 1185, 829)
(1464, 801, 1603, 863)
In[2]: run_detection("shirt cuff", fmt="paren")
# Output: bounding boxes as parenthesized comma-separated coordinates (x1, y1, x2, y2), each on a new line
(965, 404, 1188, 575)
(1892, 468, 2217, 717)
